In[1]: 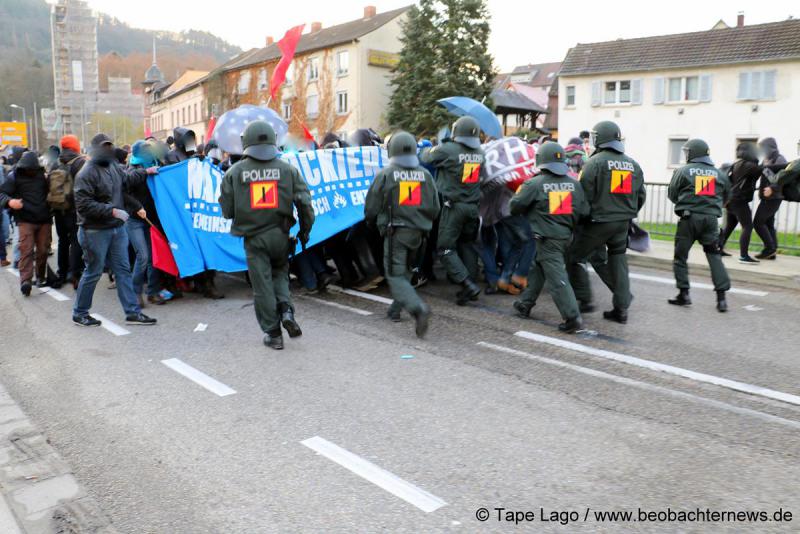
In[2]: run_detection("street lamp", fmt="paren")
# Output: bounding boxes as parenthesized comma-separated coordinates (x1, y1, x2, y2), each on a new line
(9, 104, 26, 125)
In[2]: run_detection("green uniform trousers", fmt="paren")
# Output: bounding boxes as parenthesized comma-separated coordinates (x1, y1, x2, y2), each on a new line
(568, 220, 632, 310)
(673, 214, 731, 291)
(437, 201, 479, 283)
(384, 227, 426, 316)
(243, 227, 292, 336)
(518, 237, 580, 321)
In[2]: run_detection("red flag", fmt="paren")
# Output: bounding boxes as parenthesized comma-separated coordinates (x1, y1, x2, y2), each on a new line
(150, 225, 179, 276)
(270, 24, 305, 100)
(205, 115, 217, 140)
(300, 121, 315, 143)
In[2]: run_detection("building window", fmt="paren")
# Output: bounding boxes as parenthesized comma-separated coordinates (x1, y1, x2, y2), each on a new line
(308, 58, 319, 81)
(285, 63, 294, 85)
(737, 70, 776, 101)
(170, 111, 174, 129)
(306, 94, 319, 118)
(336, 51, 349, 76)
(283, 101, 291, 120)
(336, 91, 348, 114)
(603, 80, 631, 104)
(668, 137, 689, 167)
(667, 76, 699, 102)
(258, 68, 268, 91)
(565, 85, 576, 107)
(238, 70, 251, 94)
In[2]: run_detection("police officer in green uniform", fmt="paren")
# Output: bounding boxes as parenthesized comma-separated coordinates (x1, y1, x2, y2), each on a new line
(365, 131, 440, 337)
(667, 138, 730, 312)
(420, 116, 485, 305)
(511, 142, 589, 333)
(567, 121, 645, 324)
(219, 121, 315, 349)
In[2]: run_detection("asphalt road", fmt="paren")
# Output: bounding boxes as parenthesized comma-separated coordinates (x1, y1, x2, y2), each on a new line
(1, 262, 799, 533)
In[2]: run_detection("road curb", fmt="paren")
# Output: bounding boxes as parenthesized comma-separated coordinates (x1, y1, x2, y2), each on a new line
(628, 253, 800, 291)
(0, 384, 118, 534)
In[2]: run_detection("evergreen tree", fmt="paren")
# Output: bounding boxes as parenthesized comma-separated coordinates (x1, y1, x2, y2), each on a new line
(387, 0, 495, 137)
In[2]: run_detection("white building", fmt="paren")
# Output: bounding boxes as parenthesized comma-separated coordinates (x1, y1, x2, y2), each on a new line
(558, 16, 800, 184)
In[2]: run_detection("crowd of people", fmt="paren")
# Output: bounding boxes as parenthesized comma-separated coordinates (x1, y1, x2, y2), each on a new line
(1, 117, 799, 344)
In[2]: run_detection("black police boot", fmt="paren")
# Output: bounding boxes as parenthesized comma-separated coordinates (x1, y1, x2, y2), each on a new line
(513, 300, 532, 318)
(264, 332, 284, 350)
(456, 278, 480, 306)
(603, 307, 628, 324)
(387, 301, 402, 322)
(668, 289, 692, 306)
(278, 303, 303, 338)
(579, 301, 596, 313)
(716, 290, 728, 313)
(558, 316, 583, 334)
(413, 306, 430, 338)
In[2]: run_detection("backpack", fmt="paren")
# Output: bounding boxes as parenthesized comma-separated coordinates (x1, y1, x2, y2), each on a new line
(47, 156, 81, 211)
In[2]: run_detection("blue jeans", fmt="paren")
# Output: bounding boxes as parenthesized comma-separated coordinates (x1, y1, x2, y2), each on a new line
(126, 218, 160, 296)
(0, 210, 9, 261)
(293, 246, 327, 289)
(74, 226, 140, 318)
(479, 224, 501, 285)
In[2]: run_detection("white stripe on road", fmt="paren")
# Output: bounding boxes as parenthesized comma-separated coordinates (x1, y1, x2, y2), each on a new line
(161, 358, 236, 397)
(515, 330, 800, 407)
(302, 296, 373, 316)
(91, 313, 130, 337)
(329, 285, 393, 305)
(301, 436, 446, 513)
(478, 342, 800, 430)
(627, 271, 768, 297)
(6, 268, 70, 301)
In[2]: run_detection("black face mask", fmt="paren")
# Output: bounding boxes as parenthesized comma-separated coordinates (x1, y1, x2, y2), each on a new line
(93, 146, 115, 167)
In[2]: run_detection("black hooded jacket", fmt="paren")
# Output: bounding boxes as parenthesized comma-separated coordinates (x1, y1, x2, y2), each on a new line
(757, 137, 787, 191)
(728, 143, 761, 202)
(74, 134, 149, 229)
(164, 127, 197, 165)
(0, 151, 51, 224)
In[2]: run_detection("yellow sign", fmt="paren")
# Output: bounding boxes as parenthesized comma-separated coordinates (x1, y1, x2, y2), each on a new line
(367, 50, 400, 69)
(0, 122, 28, 147)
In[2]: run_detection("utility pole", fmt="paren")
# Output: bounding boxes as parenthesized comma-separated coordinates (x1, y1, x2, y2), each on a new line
(33, 101, 40, 151)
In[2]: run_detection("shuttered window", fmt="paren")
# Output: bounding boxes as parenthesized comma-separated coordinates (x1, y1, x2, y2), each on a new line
(738, 70, 777, 100)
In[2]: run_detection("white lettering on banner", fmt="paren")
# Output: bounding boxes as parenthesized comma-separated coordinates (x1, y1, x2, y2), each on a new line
(350, 189, 368, 206)
(187, 159, 222, 203)
(317, 151, 340, 185)
(192, 212, 232, 233)
(361, 147, 381, 178)
(607, 160, 635, 172)
(345, 147, 365, 180)
(483, 137, 537, 180)
(294, 151, 322, 187)
(312, 196, 331, 216)
(543, 182, 576, 192)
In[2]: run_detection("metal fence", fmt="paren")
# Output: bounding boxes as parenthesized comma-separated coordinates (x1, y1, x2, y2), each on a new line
(639, 183, 800, 252)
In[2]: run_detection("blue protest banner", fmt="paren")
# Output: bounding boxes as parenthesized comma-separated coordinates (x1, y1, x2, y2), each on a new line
(148, 146, 387, 276)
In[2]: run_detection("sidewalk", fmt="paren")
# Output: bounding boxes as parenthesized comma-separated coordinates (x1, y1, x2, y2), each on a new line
(628, 239, 800, 290)
(0, 383, 117, 534)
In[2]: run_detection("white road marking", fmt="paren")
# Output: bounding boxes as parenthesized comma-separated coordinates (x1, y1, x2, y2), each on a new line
(515, 330, 800, 407)
(161, 358, 236, 397)
(302, 296, 373, 316)
(478, 342, 800, 430)
(6, 268, 70, 301)
(6, 267, 19, 277)
(91, 313, 130, 336)
(329, 285, 393, 305)
(627, 271, 768, 297)
(301, 436, 446, 513)
(743, 304, 764, 312)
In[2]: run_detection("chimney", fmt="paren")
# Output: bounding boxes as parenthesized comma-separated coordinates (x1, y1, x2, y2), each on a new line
(311, 21, 322, 33)
(364, 5, 377, 18)
(266, 36, 274, 46)
(737, 11, 744, 27)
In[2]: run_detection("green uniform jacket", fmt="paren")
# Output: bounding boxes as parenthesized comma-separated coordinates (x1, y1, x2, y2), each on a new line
(219, 156, 314, 238)
(668, 162, 730, 217)
(580, 148, 645, 222)
(364, 164, 440, 234)
(774, 158, 800, 199)
(509, 170, 588, 240)
(419, 141, 485, 204)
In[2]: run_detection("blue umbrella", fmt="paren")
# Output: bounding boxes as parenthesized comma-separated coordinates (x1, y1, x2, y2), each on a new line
(210, 104, 288, 156)
(437, 96, 502, 139)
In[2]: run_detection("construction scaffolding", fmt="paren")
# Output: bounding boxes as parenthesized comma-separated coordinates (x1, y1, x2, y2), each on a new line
(50, 0, 99, 147)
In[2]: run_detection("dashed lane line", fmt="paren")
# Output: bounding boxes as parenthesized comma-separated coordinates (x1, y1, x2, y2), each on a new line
(478, 342, 800, 430)
(328, 285, 394, 305)
(514, 330, 800, 407)
(301, 436, 447, 513)
(161, 358, 237, 397)
(301, 296, 373, 316)
(91, 313, 131, 337)
(627, 271, 768, 297)
(6, 267, 71, 301)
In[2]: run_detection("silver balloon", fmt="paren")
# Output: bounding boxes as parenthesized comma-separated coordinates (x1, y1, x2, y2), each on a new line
(210, 104, 288, 155)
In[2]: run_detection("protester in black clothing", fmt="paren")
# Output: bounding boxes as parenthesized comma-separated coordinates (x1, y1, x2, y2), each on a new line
(753, 138, 787, 259)
(51, 135, 87, 287)
(164, 127, 197, 164)
(719, 142, 761, 263)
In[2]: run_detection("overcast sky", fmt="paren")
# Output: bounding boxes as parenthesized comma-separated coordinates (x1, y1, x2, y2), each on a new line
(83, 0, 798, 72)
